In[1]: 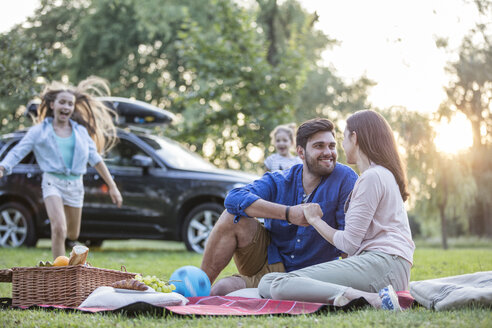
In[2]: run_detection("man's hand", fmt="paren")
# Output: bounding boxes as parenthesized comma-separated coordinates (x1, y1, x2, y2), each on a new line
(303, 203, 323, 226)
(0, 166, 4, 178)
(287, 204, 310, 226)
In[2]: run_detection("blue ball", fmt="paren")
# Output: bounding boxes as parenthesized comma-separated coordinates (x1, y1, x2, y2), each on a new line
(170, 265, 211, 297)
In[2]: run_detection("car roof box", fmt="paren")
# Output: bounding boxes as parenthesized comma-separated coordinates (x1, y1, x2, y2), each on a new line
(99, 97, 175, 126)
(26, 99, 41, 118)
(25, 97, 175, 127)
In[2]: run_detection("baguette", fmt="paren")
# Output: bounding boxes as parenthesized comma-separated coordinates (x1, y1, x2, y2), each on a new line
(111, 279, 149, 291)
(68, 245, 89, 265)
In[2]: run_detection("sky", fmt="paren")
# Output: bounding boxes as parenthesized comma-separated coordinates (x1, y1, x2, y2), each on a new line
(0, 0, 481, 114)
(299, 0, 481, 113)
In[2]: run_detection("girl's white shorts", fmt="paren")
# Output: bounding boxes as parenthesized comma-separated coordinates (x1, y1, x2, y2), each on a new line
(41, 172, 84, 208)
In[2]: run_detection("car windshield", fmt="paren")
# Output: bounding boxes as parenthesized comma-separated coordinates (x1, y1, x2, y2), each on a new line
(138, 134, 217, 171)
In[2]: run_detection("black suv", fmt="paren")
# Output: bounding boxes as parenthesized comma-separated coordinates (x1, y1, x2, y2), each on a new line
(0, 98, 256, 252)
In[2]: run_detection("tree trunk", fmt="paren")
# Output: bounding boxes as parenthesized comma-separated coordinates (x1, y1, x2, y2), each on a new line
(259, 0, 279, 66)
(438, 174, 449, 249)
(469, 144, 492, 237)
(439, 202, 448, 250)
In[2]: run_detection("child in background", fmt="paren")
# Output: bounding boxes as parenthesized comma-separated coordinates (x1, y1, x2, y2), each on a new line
(264, 123, 302, 171)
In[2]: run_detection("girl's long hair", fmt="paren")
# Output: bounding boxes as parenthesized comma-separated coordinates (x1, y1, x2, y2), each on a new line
(37, 76, 118, 153)
(346, 110, 409, 201)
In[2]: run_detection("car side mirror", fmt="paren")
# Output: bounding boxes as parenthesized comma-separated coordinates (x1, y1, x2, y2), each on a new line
(131, 154, 153, 168)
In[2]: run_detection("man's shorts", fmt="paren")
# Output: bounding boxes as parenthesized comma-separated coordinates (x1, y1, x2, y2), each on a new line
(41, 172, 84, 208)
(232, 220, 285, 288)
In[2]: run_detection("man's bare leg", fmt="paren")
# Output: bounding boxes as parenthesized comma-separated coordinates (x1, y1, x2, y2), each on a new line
(200, 210, 258, 295)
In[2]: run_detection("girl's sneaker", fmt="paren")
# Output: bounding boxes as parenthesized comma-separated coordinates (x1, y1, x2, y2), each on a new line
(379, 285, 402, 311)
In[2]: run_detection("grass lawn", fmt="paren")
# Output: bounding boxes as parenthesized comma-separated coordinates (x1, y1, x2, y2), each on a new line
(1, 238, 491, 327)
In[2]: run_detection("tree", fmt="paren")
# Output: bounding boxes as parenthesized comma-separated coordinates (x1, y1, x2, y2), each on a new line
(0, 28, 53, 133)
(0, 0, 89, 132)
(442, 0, 492, 236)
(0, 0, 372, 174)
(381, 108, 476, 247)
(255, 0, 374, 124)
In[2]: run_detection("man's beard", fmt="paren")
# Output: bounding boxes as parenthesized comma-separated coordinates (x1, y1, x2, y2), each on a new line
(304, 149, 336, 177)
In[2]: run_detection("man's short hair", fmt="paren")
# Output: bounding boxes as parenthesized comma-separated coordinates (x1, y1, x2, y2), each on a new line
(296, 118, 335, 149)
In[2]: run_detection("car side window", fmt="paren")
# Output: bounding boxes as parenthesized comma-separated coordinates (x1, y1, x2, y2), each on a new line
(0, 140, 36, 164)
(104, 138, 152, 167)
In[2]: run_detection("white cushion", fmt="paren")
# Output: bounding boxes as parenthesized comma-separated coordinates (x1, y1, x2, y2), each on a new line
(226, 288, 261, 298)
(79, 286, 188, 309)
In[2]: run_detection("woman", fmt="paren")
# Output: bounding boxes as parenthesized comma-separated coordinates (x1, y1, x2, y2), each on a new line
(0, 77, 122, 259)
(258, 110, 415, 310)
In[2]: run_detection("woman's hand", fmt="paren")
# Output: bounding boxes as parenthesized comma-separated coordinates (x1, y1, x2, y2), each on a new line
(303, 203, 336, 245)
(303, 203, 323, 225)
(109, 185, 123, 208)
(287, 205, 310, 226)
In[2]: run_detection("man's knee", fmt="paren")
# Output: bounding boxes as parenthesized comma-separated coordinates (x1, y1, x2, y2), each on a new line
(213, 210, 236, 230)
(213, 210, 258, 244)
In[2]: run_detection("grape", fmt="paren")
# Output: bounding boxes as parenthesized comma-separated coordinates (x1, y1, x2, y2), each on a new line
(135, 274, 176, 293)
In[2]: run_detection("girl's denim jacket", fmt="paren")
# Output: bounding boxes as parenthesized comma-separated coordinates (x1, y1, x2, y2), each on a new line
(0, 118, 102, 176)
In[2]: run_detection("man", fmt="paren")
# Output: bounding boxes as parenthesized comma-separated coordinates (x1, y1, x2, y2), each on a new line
(201, 118, 358, 295)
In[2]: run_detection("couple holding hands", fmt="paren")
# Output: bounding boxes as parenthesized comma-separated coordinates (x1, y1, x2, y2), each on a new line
(201, 112, 415, 311)
(0, 76, 413, 310)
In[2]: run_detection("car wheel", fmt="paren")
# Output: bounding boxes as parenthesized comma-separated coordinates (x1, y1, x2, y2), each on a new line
(183, 202, 224, 253)
(0, 202, 37, 248)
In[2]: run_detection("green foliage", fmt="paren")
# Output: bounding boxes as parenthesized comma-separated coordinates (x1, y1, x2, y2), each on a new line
(296, 70, 374, 123)
(380, 108, 476, 243)
(173, 0, 303, 171)
(441, 0, 492, 236)
(0, 29, 50, 133)
(255, 0, 374, 128)
(0, 0, 372, 175)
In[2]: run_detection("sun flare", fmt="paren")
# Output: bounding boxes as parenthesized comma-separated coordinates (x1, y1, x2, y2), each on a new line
(433, 112, 473, 154)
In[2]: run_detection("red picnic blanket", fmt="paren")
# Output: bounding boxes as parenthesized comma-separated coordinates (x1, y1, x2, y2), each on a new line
(165, 291, 415, 316)
(6, 291, 414, 316)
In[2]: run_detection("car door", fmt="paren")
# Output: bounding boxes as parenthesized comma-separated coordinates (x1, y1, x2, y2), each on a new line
(81, 135, 174, 239)
(0, 137, 44, 209)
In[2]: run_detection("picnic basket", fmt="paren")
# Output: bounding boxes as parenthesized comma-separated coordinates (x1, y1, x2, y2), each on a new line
(0, 265, 136, 307)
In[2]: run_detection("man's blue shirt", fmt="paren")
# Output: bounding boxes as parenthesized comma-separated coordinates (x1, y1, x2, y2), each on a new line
(224, 163, 358, 272)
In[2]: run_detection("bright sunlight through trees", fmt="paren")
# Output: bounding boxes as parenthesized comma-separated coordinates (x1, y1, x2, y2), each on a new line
(433, 112, 473, 154)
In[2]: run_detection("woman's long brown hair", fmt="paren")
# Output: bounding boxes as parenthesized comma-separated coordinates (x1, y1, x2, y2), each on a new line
(346, 110, 409, 201)
(36, 76, 118, 154)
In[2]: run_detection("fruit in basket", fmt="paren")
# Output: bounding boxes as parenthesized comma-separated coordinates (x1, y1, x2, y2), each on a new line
(134, 274, 176, 293)
(37, 260, 53, 267)
(53, 256, 70, 266)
